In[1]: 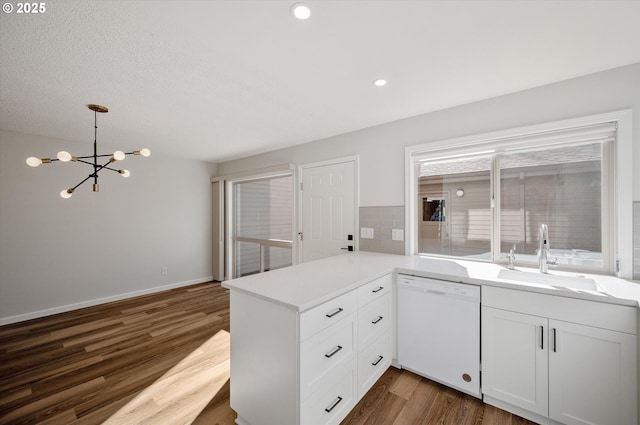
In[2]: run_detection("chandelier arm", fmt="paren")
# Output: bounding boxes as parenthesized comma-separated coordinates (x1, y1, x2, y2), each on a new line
(94, 159, 116, 175)
(76, 159, 99, 167)
(76, 154, 114, 160)
(70, 174, 94, 191)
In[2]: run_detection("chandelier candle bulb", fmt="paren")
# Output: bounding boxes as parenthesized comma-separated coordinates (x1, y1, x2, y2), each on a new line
(134, 148, 151, 157)
(119, 170, 130, 177)
(57, 151, 73, 162)
(60, 189, 73, 199)
(26, 157, 43, 167)
(113, 151, 125, 161)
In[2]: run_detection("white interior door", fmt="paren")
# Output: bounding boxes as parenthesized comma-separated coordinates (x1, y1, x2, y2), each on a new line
(300, 158, 357, 263)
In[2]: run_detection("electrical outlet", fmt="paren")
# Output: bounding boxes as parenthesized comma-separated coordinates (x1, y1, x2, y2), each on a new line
(392, 229, 404, 241)
(161, 266, 168, 275)
(360, 227, 374, 239)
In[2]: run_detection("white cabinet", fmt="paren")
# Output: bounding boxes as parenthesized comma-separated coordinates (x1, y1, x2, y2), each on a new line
(229, 273, 394, 425)
(356, 275, 392, 398)
(548, 319, 637, 425)
(482, 286, 637, 425)
(482, 307, 548, 416)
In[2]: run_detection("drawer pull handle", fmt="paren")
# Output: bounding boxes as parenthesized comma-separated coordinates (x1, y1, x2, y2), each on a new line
(372, 286, 384, 293)
(371, 316, 383, 324)
(325, 345, 343, 358)
(325, 307, 344, 318)
(325, 396, 343, 413)
(372, 355, 384, 366)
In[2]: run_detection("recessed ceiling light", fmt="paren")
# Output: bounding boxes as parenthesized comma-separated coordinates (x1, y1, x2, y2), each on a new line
(373, 78, 387, 87)
(291, 3, 311, 20)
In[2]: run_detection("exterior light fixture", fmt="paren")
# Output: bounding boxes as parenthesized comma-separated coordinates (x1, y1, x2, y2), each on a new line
(291, 2, 311, 20)
(456, 188, 465, 197)
(26, 104, 150, 199)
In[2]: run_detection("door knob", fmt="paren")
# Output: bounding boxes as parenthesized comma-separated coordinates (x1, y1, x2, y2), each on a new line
(341, 245, 354, 251)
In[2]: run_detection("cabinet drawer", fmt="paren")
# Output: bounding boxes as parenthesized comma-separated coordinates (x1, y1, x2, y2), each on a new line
(300, 290, 358, 341)
(300, 363, 356, 425)
(357, 274, 391, 308)
(357, 293, 390, 348)
(300, 314, 355, 401)
(357, 331, 391, 398)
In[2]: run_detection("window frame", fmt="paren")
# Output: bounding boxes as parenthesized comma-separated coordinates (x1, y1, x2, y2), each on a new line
(405, 110, 633, 278)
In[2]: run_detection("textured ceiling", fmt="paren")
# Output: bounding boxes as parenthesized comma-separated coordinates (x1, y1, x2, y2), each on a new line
(2, 0, 640, 163)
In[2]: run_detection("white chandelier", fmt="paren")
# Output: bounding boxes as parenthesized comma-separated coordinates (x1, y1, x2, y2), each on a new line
(26, 104, 150, 199)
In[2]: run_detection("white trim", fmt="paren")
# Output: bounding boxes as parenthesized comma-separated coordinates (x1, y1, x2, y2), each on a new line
(409, 116, 621, 157)
(614, 109, 633, 278)
(298, 155, 360, 263)
(405, 110, 633, 278)
(0, 277, 213, 326)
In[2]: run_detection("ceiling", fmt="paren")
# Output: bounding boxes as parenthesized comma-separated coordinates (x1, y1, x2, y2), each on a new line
(2, 1, 640, 164)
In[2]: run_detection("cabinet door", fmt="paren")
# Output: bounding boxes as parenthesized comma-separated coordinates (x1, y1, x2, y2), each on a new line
(548, 320, 637, 425)
(482, 307, 548, 416)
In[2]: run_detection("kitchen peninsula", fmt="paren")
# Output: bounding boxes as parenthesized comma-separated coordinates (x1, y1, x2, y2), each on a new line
(223, 251, 640, 425)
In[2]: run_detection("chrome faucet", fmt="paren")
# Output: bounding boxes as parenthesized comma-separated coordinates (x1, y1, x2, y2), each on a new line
(538, 224, 552, 273)
(507, 244, 516, 270)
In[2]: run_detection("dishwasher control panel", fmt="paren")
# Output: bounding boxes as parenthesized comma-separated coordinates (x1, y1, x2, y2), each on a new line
(398, 274, 480, 301)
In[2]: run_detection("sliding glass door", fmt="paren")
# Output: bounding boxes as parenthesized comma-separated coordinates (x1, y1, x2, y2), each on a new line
(232, 174, 294, 278)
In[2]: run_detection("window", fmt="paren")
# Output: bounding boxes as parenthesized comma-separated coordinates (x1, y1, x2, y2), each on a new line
(418, 155, 491, 258)
(498, 143, 603, 267)
(406, 113, 632, 276)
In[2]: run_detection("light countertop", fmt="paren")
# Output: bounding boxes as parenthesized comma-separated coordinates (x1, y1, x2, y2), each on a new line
(222, 251, 640, 311)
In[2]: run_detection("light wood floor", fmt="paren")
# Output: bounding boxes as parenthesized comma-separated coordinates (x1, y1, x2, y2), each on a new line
(0, 281, 536, 425)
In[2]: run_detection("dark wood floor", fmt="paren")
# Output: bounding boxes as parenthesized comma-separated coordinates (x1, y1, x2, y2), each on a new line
(341, 367, 536, 425)
(0, 281, 536, 425)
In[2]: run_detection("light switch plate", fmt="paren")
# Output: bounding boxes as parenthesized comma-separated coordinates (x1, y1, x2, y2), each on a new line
(360, 227, 374, 239)
(392, 229, 404, 241)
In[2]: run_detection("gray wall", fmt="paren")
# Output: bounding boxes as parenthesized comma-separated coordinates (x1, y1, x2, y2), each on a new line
(216, 63, 640, 206)
(0, 130, 216, 323)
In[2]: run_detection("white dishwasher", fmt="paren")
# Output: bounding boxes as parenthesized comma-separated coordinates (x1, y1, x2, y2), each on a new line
(397, 274, 481, 398)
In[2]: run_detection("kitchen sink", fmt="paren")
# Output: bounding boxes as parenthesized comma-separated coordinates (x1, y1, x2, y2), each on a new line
(497, 269, 605, 293)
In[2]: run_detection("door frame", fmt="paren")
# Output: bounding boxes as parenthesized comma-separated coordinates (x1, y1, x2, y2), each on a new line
(297, 156, 360, 264)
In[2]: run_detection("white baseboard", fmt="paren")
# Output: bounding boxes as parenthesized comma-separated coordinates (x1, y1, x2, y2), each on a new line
(0, 276, 214, 326)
